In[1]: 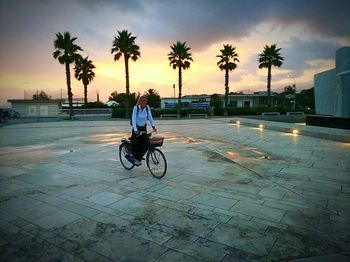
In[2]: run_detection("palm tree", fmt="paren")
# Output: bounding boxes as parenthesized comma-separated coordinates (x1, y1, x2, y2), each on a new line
(145, 88, 161, 108)
(168, 41, 193, 114)
(111, 30, 140, 118)
(53, 31, 83, 119)
(74, 56, 96, 108)
(217, 44, 239, 116)
(258, 44, 284, 108)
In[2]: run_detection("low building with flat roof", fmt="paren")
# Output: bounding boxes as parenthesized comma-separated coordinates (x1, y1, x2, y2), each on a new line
(7, 99, 64, 117)
(161, 92, 270, 109)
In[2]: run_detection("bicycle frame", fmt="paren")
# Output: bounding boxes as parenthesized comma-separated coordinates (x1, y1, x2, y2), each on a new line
(119, 131, 167, 178)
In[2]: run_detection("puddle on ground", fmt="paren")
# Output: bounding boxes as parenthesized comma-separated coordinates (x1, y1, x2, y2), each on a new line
(83, 133, 130, 145)
(198, 147, 233, 163)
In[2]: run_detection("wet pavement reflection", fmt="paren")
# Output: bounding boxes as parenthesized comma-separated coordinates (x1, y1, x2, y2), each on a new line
(0, 119, 349, 261)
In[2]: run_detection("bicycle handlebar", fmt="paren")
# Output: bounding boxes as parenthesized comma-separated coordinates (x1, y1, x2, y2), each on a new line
(136, 130, 156, 137)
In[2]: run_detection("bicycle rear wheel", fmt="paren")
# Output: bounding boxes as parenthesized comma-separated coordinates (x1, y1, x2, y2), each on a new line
(146, 148, 167, 179)
(119, 143, 135, 170)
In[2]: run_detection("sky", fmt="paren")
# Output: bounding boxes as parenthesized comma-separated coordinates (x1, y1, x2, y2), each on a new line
(1, 0, 350, 105)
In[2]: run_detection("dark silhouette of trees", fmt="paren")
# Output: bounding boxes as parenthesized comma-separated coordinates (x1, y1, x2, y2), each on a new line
(217, 44, 239, 116)
(74, 56, 96, 108)
(33, 90, 50, 100)
(111, 30, 140, 118)
(145, 89, 161, 108)
(258, 44, 284, 108)
(53, 31, 83, 119)
(168, 41, 193, 114)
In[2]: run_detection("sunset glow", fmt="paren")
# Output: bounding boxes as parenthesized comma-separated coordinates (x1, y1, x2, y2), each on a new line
(1, 0, 349, 105)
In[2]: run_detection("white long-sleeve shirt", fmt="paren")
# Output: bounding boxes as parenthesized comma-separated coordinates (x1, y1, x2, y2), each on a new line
(131, 105, 156, 131)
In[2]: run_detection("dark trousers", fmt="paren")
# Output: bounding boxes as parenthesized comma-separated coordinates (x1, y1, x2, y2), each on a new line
(131, 125, 150, 161)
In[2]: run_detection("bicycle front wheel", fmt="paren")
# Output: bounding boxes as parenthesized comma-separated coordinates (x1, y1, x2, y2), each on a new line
(119, 143, 135, 170)
(146, 148, 167, 179)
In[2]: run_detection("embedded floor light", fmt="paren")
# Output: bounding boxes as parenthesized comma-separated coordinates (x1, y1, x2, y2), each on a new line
(236, 121, 240, 125)
(292, 129, 298, 134)
(259, 124, 264, 129)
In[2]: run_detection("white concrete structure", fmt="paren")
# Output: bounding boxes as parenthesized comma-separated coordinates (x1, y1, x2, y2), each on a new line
(314, 47, 350, 118)
(106, 100, 119, 107)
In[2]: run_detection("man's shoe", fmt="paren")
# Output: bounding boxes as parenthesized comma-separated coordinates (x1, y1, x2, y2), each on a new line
(134, 159, 142, 166)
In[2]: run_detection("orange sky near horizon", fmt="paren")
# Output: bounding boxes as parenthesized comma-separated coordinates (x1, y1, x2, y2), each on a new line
(1, 30, 337, 105)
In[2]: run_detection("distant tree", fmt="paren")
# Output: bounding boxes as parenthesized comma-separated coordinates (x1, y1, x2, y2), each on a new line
(33, 90, 50, 100)
(258, 44, 284, 108)
(145, 89, 161, 108)
(168, 41, 193, 114)
(217, 44, 239, 116)
(53, 31, 83, 119)
(108, 92, 138, 108)
(297, 87, 315, 109)
(210, 93, 222, 115)
(274, 87, 293, 108)
(87, 101, 108, 108)
(74, 56, 96, 108)
(109, 91, 119, 102)
(111, 30, 141, 118)
(284, 85, 294, 94)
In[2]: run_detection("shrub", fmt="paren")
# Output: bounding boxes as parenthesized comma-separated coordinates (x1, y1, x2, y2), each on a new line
(112, 108, 127, 118)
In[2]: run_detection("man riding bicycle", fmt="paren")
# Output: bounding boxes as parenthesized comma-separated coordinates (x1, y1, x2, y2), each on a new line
(129, 95, 157, 166)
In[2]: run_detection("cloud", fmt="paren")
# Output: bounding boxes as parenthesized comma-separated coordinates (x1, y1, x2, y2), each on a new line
(1, 0, 349, 53)
(281, 37, 342, 77)
(139, 0, 350, 50)
(1, 0, 349, 101)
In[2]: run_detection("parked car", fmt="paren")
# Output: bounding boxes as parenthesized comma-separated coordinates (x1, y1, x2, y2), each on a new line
(0, 108, 20, 118)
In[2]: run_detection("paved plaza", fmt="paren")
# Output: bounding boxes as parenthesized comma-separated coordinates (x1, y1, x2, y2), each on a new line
(0, 118, 349, 261)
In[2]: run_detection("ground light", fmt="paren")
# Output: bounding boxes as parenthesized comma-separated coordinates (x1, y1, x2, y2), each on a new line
(236, 121, 240, 125)
(259, 124, 264, 129)
(292, 129, 298, 134)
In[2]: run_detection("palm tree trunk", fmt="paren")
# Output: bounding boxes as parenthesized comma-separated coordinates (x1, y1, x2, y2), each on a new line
(267, 66, 272, 108)
(124, 56, 130, 118)
(178, 67, 182, 115)
(65, 62, 74, 120)
(84, 83, 88, 108)
(224, 69, 229, 116)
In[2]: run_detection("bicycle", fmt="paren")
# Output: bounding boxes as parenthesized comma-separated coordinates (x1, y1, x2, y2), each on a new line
(119, 131, 167, 179)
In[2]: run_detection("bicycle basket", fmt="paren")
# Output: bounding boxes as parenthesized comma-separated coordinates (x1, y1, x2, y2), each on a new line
(121, 138, 131, 143)
(150, 136, 164, 147)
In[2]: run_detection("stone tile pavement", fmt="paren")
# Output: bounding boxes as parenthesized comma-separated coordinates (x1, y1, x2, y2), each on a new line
(0, 118, 349, 261)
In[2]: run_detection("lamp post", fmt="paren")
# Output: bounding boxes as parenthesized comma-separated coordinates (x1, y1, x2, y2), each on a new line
(173, 84, 176, 108)
(288, 75, 296, 109)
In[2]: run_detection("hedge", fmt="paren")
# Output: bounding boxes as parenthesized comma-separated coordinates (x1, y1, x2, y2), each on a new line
(112, 106, 314, 118)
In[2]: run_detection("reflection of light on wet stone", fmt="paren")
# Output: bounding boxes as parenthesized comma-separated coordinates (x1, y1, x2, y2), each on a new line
(226, 151, 240, 158)
(187, 138, 196, 143)
(257, 155, 270, 159)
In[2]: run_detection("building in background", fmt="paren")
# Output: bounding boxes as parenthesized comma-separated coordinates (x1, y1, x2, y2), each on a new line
(7, 99, 63, 117)
(160, 92, 270, 109)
